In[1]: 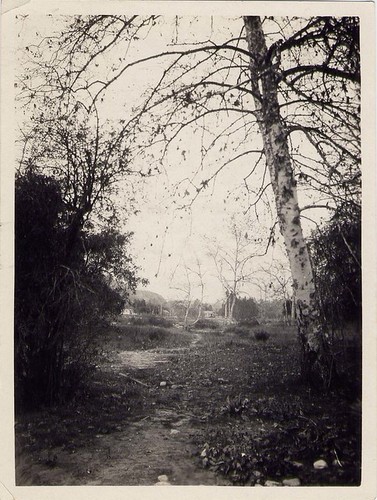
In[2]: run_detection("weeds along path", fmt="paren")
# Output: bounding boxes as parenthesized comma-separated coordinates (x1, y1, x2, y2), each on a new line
(15, 327, 232, 486)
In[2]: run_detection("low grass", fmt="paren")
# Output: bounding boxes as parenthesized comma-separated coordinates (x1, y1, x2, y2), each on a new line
(98, 322, 191, 351)
(193, 319, 220, 330)
(127, 315, 174, 328)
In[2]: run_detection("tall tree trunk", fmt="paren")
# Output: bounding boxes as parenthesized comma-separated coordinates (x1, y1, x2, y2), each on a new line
(191, 279, 204, 326)
(224, 291, 229, 320)
(243, 16, 333, 387)
(229, 291, 236, 322)
(183, 300, 191, 330)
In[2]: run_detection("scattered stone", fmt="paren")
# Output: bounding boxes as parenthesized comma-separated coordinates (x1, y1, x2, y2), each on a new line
(157, 474, 169, 482)
(170, 429, 180, 435)
(283, 477, 301, 486)
(172, 418, 187, 427)
(200, 447, 208, 458)
(313, 459, 328, 470)
(155, 474, 171, 485)
(160, 381, 167, 387)
(291, 461, 304, 468)
(217, 378, 229, 384)
(264, 480, 282, 486)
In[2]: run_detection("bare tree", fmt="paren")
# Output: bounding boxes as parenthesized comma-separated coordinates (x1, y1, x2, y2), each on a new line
(256, 261, 293, 324)
(170, 258, 205, 329)
(209, 217, 265, 322)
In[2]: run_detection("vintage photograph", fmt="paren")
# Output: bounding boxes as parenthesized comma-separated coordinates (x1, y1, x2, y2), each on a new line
(3, 3, 373, 493)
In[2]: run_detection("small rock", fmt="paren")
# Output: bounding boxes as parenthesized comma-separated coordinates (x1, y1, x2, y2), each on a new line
(157, 474, 169, 482)
(283, 478, 301, 486)
(264, 480, 281, 486)
(291, 461, 304, 468)
(160, 381, 167, 387)
(170, 429, 180, 435)
(313, 459, 328, 470)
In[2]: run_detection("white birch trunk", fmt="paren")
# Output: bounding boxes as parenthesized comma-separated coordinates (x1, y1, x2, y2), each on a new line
(229, 291, 236, 322)
(183, 301, 191, 330)
(244, 17, 332, 385)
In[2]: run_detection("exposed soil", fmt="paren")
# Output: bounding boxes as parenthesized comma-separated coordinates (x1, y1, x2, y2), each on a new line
(15, 321, 361, 486)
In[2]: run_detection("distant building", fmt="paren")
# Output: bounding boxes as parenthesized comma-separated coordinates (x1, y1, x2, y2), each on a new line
(203, 310, 215, 318)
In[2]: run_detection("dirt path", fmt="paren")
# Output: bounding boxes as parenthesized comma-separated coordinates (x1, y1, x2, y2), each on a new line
(16, 330, 230, 486)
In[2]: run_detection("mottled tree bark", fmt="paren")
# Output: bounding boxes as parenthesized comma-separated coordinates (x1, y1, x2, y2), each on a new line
(229, 290, 236, 322)
(244, 16, 333, 386)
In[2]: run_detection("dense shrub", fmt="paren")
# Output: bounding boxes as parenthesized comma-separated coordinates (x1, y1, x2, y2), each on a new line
(224, 325, 253, 338)
(254, 330, 270, 342)
(194, 319, 219, 330)
(309, 204, 361, 326)
(119, 325, 184, 349)
(15, 172, 139, 410)
(238, 318, 260, 328)
(128, 315, 173, 328)
(147, 316, 174, 328)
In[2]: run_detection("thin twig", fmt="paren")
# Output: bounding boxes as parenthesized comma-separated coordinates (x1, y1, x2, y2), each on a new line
(119, 372, 149, 387)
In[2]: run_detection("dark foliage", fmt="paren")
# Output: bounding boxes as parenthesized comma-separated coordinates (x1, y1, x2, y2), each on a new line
(233, 297, 259, 322)
(309, 204, 361, 326)
(219, 297, 259, 322)
(238, 318, 260, 327)
(193, 319, 219, 330)
(254, 330, 270, 342)
(15, 171, 139, 410)
(128, 315, 174, 328)
(132, 299, 161, 315)
(201, 406, 361, 486)
(308, 204, 361, 393)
